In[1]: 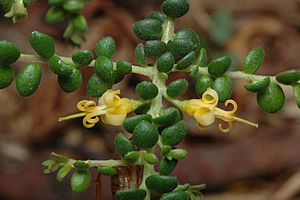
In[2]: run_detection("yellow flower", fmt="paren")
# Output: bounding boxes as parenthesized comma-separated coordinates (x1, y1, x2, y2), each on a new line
(59, 90, 133, 128)
(183, 88, 258, 133)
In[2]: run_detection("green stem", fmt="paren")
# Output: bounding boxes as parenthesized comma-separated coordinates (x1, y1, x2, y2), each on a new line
(17, 54, 153, 77)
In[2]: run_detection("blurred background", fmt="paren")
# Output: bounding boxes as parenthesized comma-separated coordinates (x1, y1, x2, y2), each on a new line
(1, 0, 300, 199)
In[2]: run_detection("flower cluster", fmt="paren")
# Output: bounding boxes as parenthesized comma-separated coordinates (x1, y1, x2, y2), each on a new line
(59, 90, 133, 128)
(182, 88, 258, 133)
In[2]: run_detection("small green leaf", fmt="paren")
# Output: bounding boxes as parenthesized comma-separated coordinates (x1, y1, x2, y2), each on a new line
(135, 81, 158, 100)
(145, 11, 165, 24)
(58, 68, 82, 93)
(0, 65, 14, 89)
(57, 164, 72, 182)
(167, 38, 194, 61)
(72, 15, 88, 32)
(195, 75, 214, 97)
(212, 76, 232, 102)
(28, 31, 55, 59)
(124, 151, 140, 163)
(49, 55, 73, 76)
(276, 70, 300, 85)
(160, 191, 190, 200)
(146, 174, 179, 193)
(45, 6, 65, 24)
(94, 56, 113, 80)
(196, 48, 207, 67)
(293, 84, 300, 108)
(145, 40, 167, 59)
(0, 40, 20, 65)
(95, 36, 116, 58)
(244, 77, 270, 92)
(133, 19, 163, 41)
(157, 52, 175, 73)
(244, 47, 265, 74)
(73, 160, 89, 171)
(115, 188, 147, 200)
(208, 56, 231, 77)
(70, 170, 91, 193)
(169, 149, 188, 160)
(135, 44, 147, 66)
(132, 120, 159, 149)
(63, 0, 84, 13)
(86, 73, 112, 98)
(144, 152, 159, 165)
(123, 114, 152, 133)
(97, 166, 116, 176)
(159, 158, 177, 175)
(166, 79, 189, 97)
(176, 51, 196, 70)
(161, 120, 187, 146)
(257, 82, 285, 113)
(116, 60, 132, 75)
(72, 50, 94, 66)
(161, 0, 190, 18)
(114, 133, 136, 157)
(153, 107, 182, 127)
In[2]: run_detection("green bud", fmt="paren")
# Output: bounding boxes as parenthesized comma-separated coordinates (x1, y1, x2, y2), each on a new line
(176, 28, 200, 51)
(161, 0, 190, 18)
(97, 166, 116, 176)
(212, 76, 232, 102)
(115, 188, 147, 200)
(63, 0, 84, 13)
(195, 74, 214, 97)
(56, 164, 72, 182)
(135, 43, 147, 66)
(95, 36, 116, 58)
(257, 82, 285, 113)
(166, 79, 189, 97)
(0, 65, 14, 89)
(123, 114, 153, 133)
(133, 19, 163, 41)
(208, 56, 231, 77)
(145, 40, 167, 59)
(72, 50, 93, 66)
(124, 151, 140, 163)
(70, 170, 91, 193)
(244, 47, 265, 74)
(293, 84, 300, 108)
(146, 11, 165, 24)
(159, 158, 177, 176)
(94, 56, 113, 80)
(114, 133, 136, 157)
(49, 55, 73, 76)
(153, 107, 181, 127)
(72, 15, 88, 32)
(136, 81, 159, 100)
(160, 191, 190, 200)
(169, 149, 188, 160)
(42, 160, 60, 174)
(87, 73, 112, 97)
(45, 6, 65, 24)
(157, 52, 174, 73)
(167, 38, 194, 61)
(175, 51, 196, 70)
(0, 40, 20, 64)
(144, 152, 159, 165)
(196, 48, 207, 67)
(16, 64, 42, 97)
(29, 31, 55, 59)
(132, 120, 159, 149)
(146, 174, 179, 193)
(276, 70, 300, 85)
(58, 68, 82, 93)
(134, 103, 151, 115)
(161, 145, 172, 155)
(51, 152, 68, 163)
(161, 120, 187, 146)
(189, 65, 199, 78)
(116, 60, 132, 75)
(244, 77, 270, 92)
(73, 160, 89, 171)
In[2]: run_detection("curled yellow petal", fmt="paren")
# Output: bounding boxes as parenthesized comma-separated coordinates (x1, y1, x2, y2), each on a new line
(77, 100, 97, 112)
(101, 107, 127, 126)
(194, 107, 215, 127)
(184, 99, 208, 116)
(224, 99, 238, 114)
(99, 90, 121, 107)
(202, 88, 218, 107)
(218, 122, 232, 133)
(83, 113, 100, 128)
